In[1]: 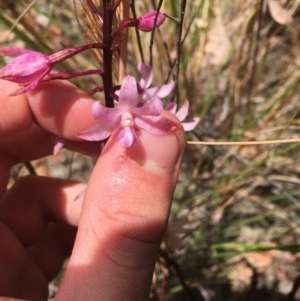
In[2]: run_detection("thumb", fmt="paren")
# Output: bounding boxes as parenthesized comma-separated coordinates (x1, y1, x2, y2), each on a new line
(55, 113, 185, 301)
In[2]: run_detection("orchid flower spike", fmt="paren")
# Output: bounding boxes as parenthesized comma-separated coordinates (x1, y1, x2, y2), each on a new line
(166, 100, 200, 132)
(79, 75, 176, 148)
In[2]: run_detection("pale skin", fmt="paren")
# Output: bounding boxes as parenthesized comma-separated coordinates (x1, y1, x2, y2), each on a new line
(0, 79, 185, 301)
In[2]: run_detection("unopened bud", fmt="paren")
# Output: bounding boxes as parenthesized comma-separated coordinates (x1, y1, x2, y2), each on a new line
(137, 11, 165, 32)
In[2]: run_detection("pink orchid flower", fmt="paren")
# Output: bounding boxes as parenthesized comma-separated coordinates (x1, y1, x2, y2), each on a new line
(165, 100, 200, 131)
(79, 75, 176, 147)
(137, 11, 165, 32)
(137, 63, 175, 102)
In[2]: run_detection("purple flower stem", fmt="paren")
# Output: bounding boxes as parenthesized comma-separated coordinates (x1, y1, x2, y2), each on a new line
(130, 0, 145, 63)
(173, 0, 187, 104)
(86, 0, 104, 24)
(89, 86, 104, 95)
(111, 19, 137, 40)
(46, 68, 104, 81)
(149, 0, 164, 66)
(49, 43, 105, 64)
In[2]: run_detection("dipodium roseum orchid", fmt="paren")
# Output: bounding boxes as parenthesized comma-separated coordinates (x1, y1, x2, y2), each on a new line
(137, 63, 175, 102)
(79, 75, 177, 147)
(0, 43, 103, 95)
(165, 100, 200, 132)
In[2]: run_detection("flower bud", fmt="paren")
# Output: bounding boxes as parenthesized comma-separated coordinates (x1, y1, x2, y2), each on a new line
(0, 47, 51, 94)
(0, 43, 104, 95)
(137, 11, 165, 32)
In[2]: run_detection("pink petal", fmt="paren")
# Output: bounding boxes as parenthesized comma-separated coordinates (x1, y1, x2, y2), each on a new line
(78, 124, 113, 141)
(119, 75, 140, 107)
(92, 101, 104, 118)
(135, 115, 177, 135)
(182, 118, 200, 132)
(165, 102, 177, 114)
(79, 104, 122, 141)
(133, 98, 163, 116)
(118, 127, 137, 147)
(91, 101, 122, 123)
(9, 77, 43, 96)
(0, 47, 40, 57)
(137, 63, 153, 89)
(145, 81, 175, 99)
(53, 136, 65, 155)
(175, 100, 189, 121)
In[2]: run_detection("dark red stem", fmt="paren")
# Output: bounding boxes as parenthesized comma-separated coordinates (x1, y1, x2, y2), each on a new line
(101, 0, 115, 108)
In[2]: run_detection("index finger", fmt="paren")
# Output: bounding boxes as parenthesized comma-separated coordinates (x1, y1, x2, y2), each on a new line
(0, 80, 99, 195)
(0, 79, 98, 140)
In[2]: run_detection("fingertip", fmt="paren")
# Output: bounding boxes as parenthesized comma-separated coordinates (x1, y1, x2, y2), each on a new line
(56, 113, 186, 301)
(27, 80, 98, 139)
(83, 113, 186, 242)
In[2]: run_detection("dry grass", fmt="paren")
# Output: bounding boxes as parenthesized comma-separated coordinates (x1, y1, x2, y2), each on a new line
(1, 0, 300, 300)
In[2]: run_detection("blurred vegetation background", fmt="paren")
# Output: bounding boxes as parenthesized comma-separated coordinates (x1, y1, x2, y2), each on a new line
(0, 0, 300, 300)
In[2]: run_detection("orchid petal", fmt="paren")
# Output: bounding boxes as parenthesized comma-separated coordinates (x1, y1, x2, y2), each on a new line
(166, 100, 200, 132)
(119, 75, 140, 107)
(91, 101, 105, 118)
(165, 102, 177, 114)
(182, 118, 200, 132)
(0, 47, 41, 57)
(79, 105, 121, 141)
(137, 63, 153, 89)
(78, 124, 114, 141)
(9, 74, 48, 96)
(145, 81, 175, 99)
(133, 98, 163, 116)
(53, 137, 65, 155)
(175, 100, 189, 121)
(135, 115, 176, 135)
(91, 101, 121, 120)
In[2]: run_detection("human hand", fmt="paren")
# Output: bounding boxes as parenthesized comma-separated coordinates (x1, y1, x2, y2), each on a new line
(0, 79, 185, 301)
